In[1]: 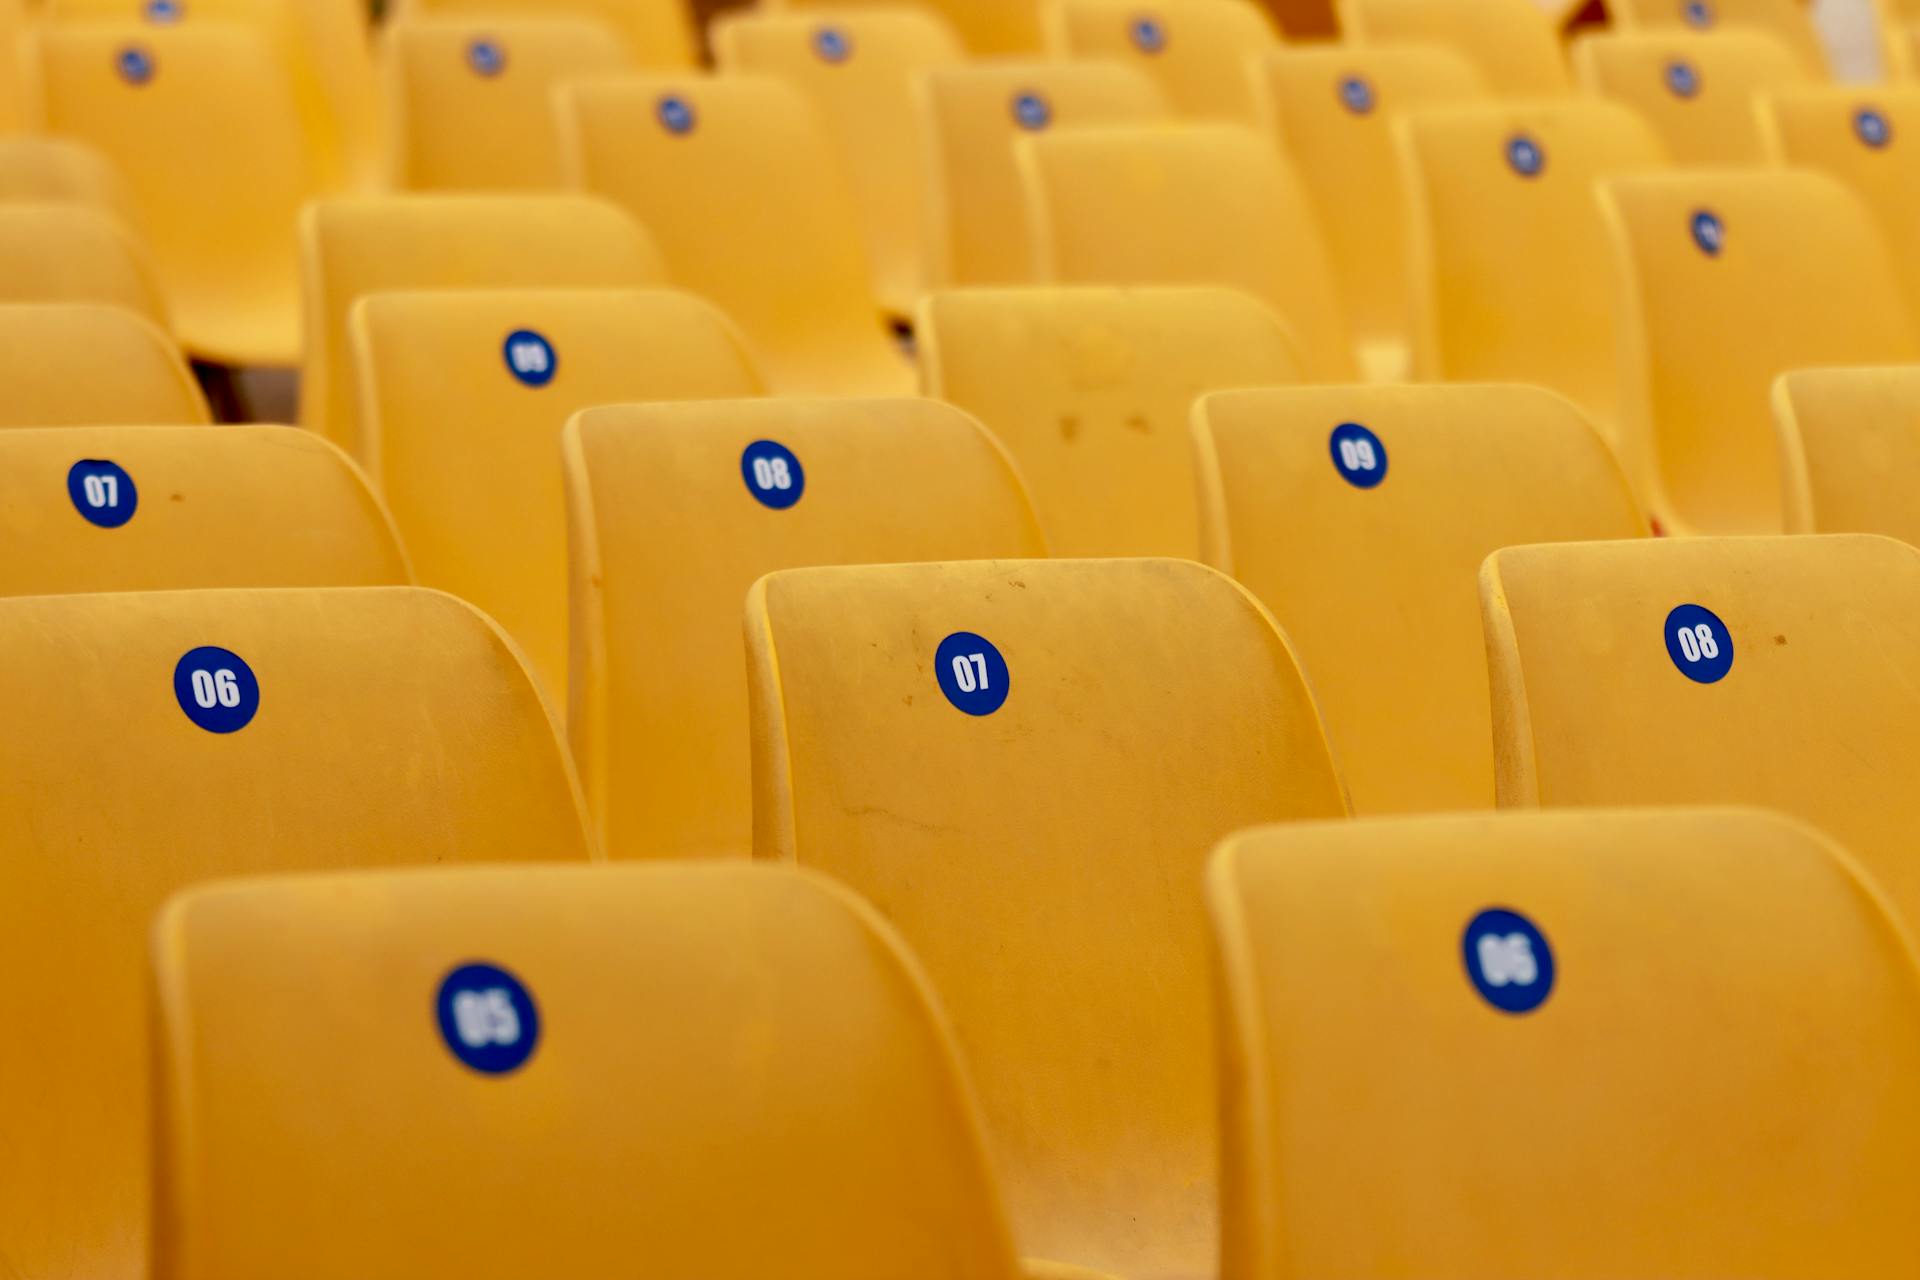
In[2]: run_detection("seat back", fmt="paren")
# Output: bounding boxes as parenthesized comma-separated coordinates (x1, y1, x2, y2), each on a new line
(1342, 0, 1571, 95)
(1043, 0, 1280, 120)
(919, 61, 1166, 287)
(1021, 123, 1356, 377)
(1482, 534, 1920, 919)
(298, 193, 664, 462)
(559, 74, 908, 395)
(748, 557, 1347, 1280)
(1398, 101, 1669, 474)
(383, 16, 630, 189)
(0, 201, 168, 325)
(1573, 30, 1809, 164)
(1773, 365, 1920, 544)
(919, 285, 1300, 558)
(1600, 169, 1918, 532)
(1253, 46, 1488, 372)
(1194, 385, 1645, 813)
(1607, 0, 1829, 75)
(713, 8, 965, 316)
(398, 0, 697, 66)
(0, 302, 209, 426)
(1210, 808, 1920, 1280)
(0, 136, 139, 228)
(33, 22, 320, 364)
(565, 396, 1043, 862)
(353, 288, 764, 703)
(0, 425, 408, 596)
(152, 864, 1021, 1280)
(0, 586, 592, 1280)
(776, 0, 1042, 55)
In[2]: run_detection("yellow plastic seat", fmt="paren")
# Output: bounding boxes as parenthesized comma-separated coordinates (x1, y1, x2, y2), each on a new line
(1757, 86, 1920, 321)
(1193, 385, 1646, 814)
(32, 23, 321, 365)
(559, 74, 911, 396)
(712, 8, 964, 316)
(383, 16, 629, 190)
(0, 136, 141, 230)
(920, 286, 1301, 558)
(1399, 102, 1670, 485)
(0, 425, 408, 596)
(1573, 30, 1810, 165)
(0, 586, 592, 1280)
(773, 0, 1043, 55)
(919, 62, 1167, 289)
(353, 288, 764, 706)
(396, 0, 696, 66)
(1252, 46, 1489, 378)
(566, 396, 1043, 863)
(1042, 0, 1281, 121)
(1482, 534, 1920, 925)
(1772, 365, 1920, 544)
(1210, 807, 1920, 1280)
(1608, 0, 1829, 76)
(46, 0, 383, 192)
(748, 557, 1347, 1279)
(0, 303, 209, 426)
(152, 863, 1024, 1280)
(1341, 0, 1571, 96)
(0, 0, 21, 129)
(1022, 124, 1358, 379)
(1599, 170, 1918, 533)
(298, 193, 665, 464)
(0, 202, 168, 327)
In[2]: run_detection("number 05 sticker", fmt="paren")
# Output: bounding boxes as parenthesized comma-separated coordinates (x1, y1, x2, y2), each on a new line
(936, 631, 1009, 717)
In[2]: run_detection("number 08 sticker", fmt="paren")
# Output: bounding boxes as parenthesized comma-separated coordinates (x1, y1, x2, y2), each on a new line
(174, 647, 261, 734)
(936, 631, 1009, 716)
(1665, 603, 1734, 684)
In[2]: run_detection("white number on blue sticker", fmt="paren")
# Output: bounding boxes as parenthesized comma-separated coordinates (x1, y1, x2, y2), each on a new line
(1664, 59, 1699, 98)
(1130, 15, 1168, 54)
(1665, 603, 1734, 683)
(740, 439, 806, 510)
(145, 0, 183, 21)
(1012, 91, 1052, 131)
(436, 963, 541, 1075)
(68, 459, 138, 528)
(173, 646, 260, 734)
(502, 329, 556, 387)
(813, 26, 852, 62)
(1338, 74, 1375, 115)
(117, 45, 155, 85)
(1329, 422, 1388, 489)
(935, 631, 1010, 716)
(1682, 0, 1715, 25)
(657, 94, 697, 135)
(1856, 107, 1892, 149)
(1506, 133, 1544, 178)
(467, 38, 506, 77)
(1463, 908, 1555, 1015)
(1691, 208, 1724, 257)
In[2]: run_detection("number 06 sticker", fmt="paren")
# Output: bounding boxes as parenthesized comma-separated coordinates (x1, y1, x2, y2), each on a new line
(935, 631, 1009, 716)
(174, 646, 261, 734)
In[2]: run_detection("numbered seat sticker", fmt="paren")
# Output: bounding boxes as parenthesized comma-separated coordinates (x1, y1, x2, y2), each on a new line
(118, 45, 156, 85)
(1506, 133, 1545, 178)
(1329, 422, 1388, 489)
(1682, 0, 1715, 26)
(1338, 74, 1375, 115)
(468, 38, 507, 77)
(740, 439, 806, 510)
(146, 0, 183, 21)
(1664, 59, 1699, 99)
(436, 962, 541, 1076)
(173, 646, 261, 734)
(657, 94, 697, 136)
(502, 329, 557, 388)
(68, 459, 138, 529)
(1856, 108, 1892, 149)
(813, 26, 852, 62)
(1691, 209, 1724, 257)
(1463, 907, 1555, 1015)
(935, 631, 1010, 717)
(1130, 15, 1168, 54)
(1012, 91, 1053, 132)
(1664, 603, 1734, 683)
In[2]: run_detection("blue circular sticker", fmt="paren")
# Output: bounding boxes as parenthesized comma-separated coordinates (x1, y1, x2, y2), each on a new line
(812, 25, 852, 62)
(436, 963, 540, 1076)
(144, 0, 183, 21)
(1856, 107, 1892, 148)
(1682, 0, 1715, 26)
(1506, 133, 1545, 178)
(1130, 14, 1168, 54)
(1012, 91, 1052, 131)
(1664, 59, 1699, 98)
(467, 38, 506, 77)
(67, 459, 137, 529)
(1338, 74, 1375, 115)
(657, 94, 696, 135)
(1664, 603, 1734, 683)
(117, 45, 155, 85)
(1329, 422, 1388, 489)
(1463, 908, 1555, 1015)
(173, 647, 260, 734)
(935, 631, 1009, 717)
(1691, 208, 1725, 257)
(740, 439, 805, 510)
(502, 329, 556, 387)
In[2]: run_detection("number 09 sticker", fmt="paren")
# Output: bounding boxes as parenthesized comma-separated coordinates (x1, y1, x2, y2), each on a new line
(936, 631, 1009, 717)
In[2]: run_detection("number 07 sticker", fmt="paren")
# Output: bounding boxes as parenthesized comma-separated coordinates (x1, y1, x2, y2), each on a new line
(936, 631, 1009, 716)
